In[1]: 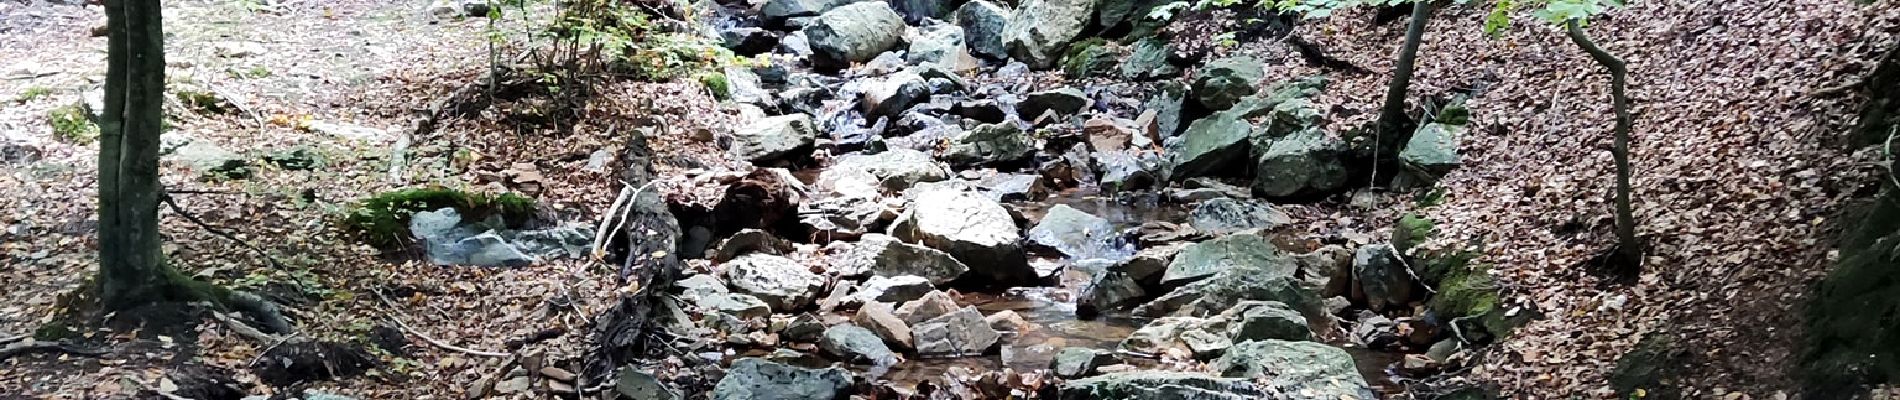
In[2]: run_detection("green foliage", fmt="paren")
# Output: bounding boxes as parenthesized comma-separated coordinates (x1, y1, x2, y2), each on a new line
(1484, 0, 1626, 36)
(175, 89, 233, 114)
(227, 65, 272, 79)
(547, 0, 754, 81)
(341, 187, 536, 248)
(47, 103, 97, 144)
(1393, 212, 1436, 253)
(695, 71, 730, 100)
(15, 86, 52, 103)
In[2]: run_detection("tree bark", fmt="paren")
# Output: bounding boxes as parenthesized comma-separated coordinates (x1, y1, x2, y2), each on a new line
(1375, 0, 1431, 138)
(1566, 19, 1643, 267)
(98, 0, 215, 311)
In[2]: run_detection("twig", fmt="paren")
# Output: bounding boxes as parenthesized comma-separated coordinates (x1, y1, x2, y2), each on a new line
(1884, 125, 1899, 190)
(159, 192, 288, 270)
(1393, 253, 1437, 294)
(0, 341, 108, 361)
(211, 311, 280, 343)
(248, 332, 304, 367)
(374, 291, 510, 357)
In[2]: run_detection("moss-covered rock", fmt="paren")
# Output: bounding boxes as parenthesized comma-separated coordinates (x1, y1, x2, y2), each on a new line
(1061, 38, 1119, 78)
(342, 187, 535, 248)
(1609, 333, 1689, 400)
(1393, 212, 1435, 255)
(696, 71, 731, 100)
(1804, 186, 1900, 391)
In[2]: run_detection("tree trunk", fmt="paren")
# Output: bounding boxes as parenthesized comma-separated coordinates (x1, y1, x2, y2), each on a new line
(1566, 19, 1643, 268)
(98, 0, 214, 311)
(1375, 0, 1431, 138)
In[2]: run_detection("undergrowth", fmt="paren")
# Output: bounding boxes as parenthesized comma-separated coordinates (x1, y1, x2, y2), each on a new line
(341, 187, 535, 248)
(47, 103, 97, 144)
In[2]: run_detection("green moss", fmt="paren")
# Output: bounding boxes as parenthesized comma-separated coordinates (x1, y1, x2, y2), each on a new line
(695, 71, 730, 100)
(47, 103, 97, 144)
(1392, 212, 1435, 254)
(1061, 38, 1117, 78)
(15, 86, 52, 103)
(1436, 101, 1471, 126)
(33, 320, 76, 341)
(342, 187, 536, 248)
(1804, 189, 1900, 390)
(175, 89, 232, 114)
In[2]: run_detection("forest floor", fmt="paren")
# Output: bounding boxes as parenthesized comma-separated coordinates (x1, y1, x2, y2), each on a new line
(2, 0, 1900, 399)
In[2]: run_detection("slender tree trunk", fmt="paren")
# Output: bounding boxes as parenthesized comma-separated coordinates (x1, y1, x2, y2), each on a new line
(1566, 19, 1643, 267)
(1376, 0, 1431, 137)
(98, 0, 209, 311)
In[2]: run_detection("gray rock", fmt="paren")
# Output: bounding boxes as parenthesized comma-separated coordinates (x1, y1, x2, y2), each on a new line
(1180, 325, 1233, 357)
(1353, 243, 1414, 311)
(1120, 36, 1179, 80)
(1095, 149, 1163, 192)
(1193, 57, 1265, 110)
(1250, 127, 1348, 198)
(862, 71, 930, 120)
(1001, 0, 1100, 68)
(804, 2, 908, 70)
(723, 254, 826, 311)
(820, 324, 897, 364)
(170, 139, 249, 179)
(830, 148, 952, 190)
(1399, 122, 1464, 185)
(1050, 348, 1118, 379)
(722, 27, 779, 55)
(412, 209, 535, 266)
(838, 234, 970, 284)
(1058, 371, 1264, 400)
(712, 229, 796, 263)
(954, 1, 1010, 59)
(1223, 301, 1311, 342)
(781, 314, 827, 342)
(1189, 197, 1290, 235)
(911, 306, 1001, 356)
(763, 0, 851, 27)
(890, 190, 1036, 283)
(677, 274, 731, 301)
(712, 358, 853, 400)
(977, 173, 1048, 201)
(853, 301, 914, 349)
(616, 367, 681, 400)
(894, 290, 960, 325)
(906, 23, 973, 70)
(1161, 232, 1292, 285)
(1166, 108, 1253, 181)
(1076, 270, 1146, 317)
(943, 123, 1036, 166)
(1061, 39, 1120, 78)
(1016, 87, 1088, 120)
(1026, 204, 1119, 259)
(1351, 311, 1399, 347)
(1293, 245, 1353, 298)
(1209, 340, 1377, 400)
(1120, 316, 1212, 355)
(1147, 83, 1187, 139)
(699, 293, 774, 319)
(1136, 267, 1316, 319)
(778, 31, 814, 57)
(724, 66, 770, 105)
(889, 0, 950, 23)
(732, 114, 816, 165)
(851, 275, 935, 303)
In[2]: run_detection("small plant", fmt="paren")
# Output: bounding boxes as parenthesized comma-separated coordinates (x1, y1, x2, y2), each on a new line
(175, 89, 233, 114)
(695, 71, 730, 100)
(227, 65, 273, 79)
(341, 187, 536, 248)
(47, 104, 98, 144)
(14, 86, 52, 103)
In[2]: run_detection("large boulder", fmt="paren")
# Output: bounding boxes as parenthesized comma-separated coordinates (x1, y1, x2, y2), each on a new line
(1209, 340, 1377, 400)
(861, 71, 931, 121)
(1249, 128, 1349, 198)
(1192, 57, 1265, 110)
(1050, 348, 1119, 379)
(1076, 270, 1147, 318)
(1136, 267, 1316, 319)
(732, 114, 816, 165)
(1001, 0, 1099, 69)
(851, 275, 935, 303)
(799, 169, 887, 236)
(1166, 109, 1253, 181)
(1146, 83, 1187, 139)
(1026, 204, 1119, 259)
(911, 306, 1002, 356)
(712, 358, 853, 400)
(892, 190, 1036, 284)
(819, 325, 898, 364)
(837, 234, 970, 284)
(804, 2, 907, 70)
(906, 24, 976, 71)
(1120, 316, 1216, 355)
(943, 123, 1036, 165)
(762, 0, 852, 27)
(852, 301, 915, 349)
(1119, 36, 1179, 80)
(1058, 372, 1264, 400)
(1189, 197, 1290, 235)
(1161, 232, 1293, 285)
(954, 1, 1010, 59)
(894, 290, 960, 324)
(1352, 243, 1414, 311)
(723, 254, 826, 311)
(1223, 301, 1311, 342)
(1399, 122, 1464, 185)
(829, 148, 952, 190)
(1061, 38, 1120, 79)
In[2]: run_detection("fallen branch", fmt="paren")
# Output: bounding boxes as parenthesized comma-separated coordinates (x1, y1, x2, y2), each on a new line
(159, 192, 288, 270)
(211, 311, 280, 344)
(0, 341, 108, 361)
(374, 291, 510, 357)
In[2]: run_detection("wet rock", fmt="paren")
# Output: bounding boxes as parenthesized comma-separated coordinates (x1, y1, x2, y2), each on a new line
(1147, 83, 1188, 139)
(804, 2, 907, 70)
(1058, 371, 1265, 399)
(1026, 204, 1118, 259)
(1193, 57, 1265, 110)
(1209, 340, 1376, 399)
(410, 209, 537, 267)
(722, 27, 779, 56)
(836, 234, 970, 283)
(1293, 245, 1354, 298)
(723, 254, 827, 311)
(1352, 243, 1413, 311)
(1120, 36, 1180, 80)
(1180, 325, 1233, 358)
(1016, 87, 1088, 121)
(977, 173, 1049, 201)
(732, 114, 817, 165)
(852, 301, 914, 349)
(1136, 267, 1315, 319)
(712, 358, 853, 400)
(954, 1, 1010, 59)
(1093, 149, 1163, 192)
(1399, 122, 1464, 186)
(1077, 271, 1146, 318)
(912, 306, 1001, 356)
(1161, 232, 1293, 285)
(851, 275, 935, 303)
(1188, 197, 1290, 235)
(829, 148, 952, 190)
(894, 290, 960, 325)
(778, 31, 814, 57)
(799, 170, 887, 237)
(1223, 301, 1311, 342)
(890, 190, 1037, 283)
(906, 24, 975, 71)
(1351, 311, 1399, 348)
(984, 310, 1032, 332)
(1166, 107, 1253, 181)
(712, 229, 796, 263)
(944, 123, 1036, 166)
(1250, 127, 1349, 198)
(782, 314, 827, 343)
(1120, 316, 1216, 355)
(820, 324, 897, 364)
(862, 71, 931, 120)
(763, 0, 851, 28)
(1050, 348, 1119, 379)
(1002, 0, 1099, 68)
